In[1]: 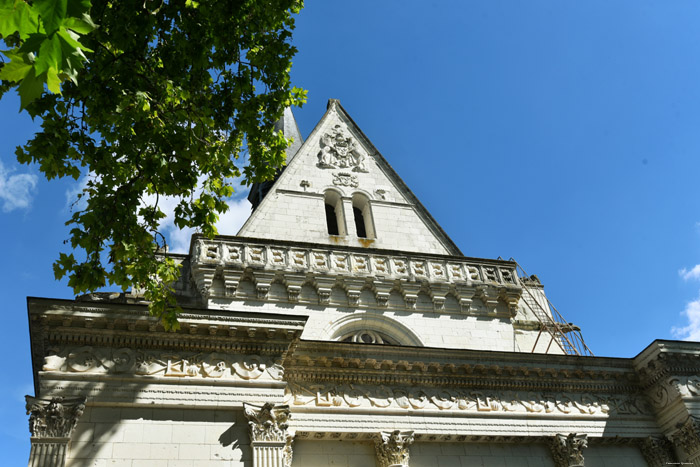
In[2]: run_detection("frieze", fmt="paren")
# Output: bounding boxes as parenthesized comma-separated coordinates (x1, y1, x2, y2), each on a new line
(42, 346, 284, 381)
(283, 382, 649, 416)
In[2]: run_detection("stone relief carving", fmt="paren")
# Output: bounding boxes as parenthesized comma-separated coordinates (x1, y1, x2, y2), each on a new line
(671, 416, 700, 458)
(375, 430, 414, 467)
(43, 346, 284, 381)
(26, 396, 86, 439)
(332, 172, 359, 188)
(317, 124, 370, 172)
(639, 436, 676, 467)
(284, 382, 648, 416)
(243, 403, 294, 467)
(549, 433, 587, 467)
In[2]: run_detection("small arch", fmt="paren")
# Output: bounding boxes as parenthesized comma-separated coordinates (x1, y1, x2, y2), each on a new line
(324, 313, 424, 347)
(324, 189, 346, 236)
(351, 192, 375, 238)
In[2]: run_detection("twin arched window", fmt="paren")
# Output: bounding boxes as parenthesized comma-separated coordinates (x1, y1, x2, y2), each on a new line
(324, 190, 374, 238)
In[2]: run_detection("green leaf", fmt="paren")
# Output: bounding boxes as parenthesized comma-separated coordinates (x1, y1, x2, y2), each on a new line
(34, 34, 61, 75)
(16, 65, 43, 109)
(63, 13, 96, 35)
(35, 0, 68, 35)
(0, 55, 32, 82)
(0, 0, 41, 39)
(57, 26, 92, 53)
(46, 66, 60, 93)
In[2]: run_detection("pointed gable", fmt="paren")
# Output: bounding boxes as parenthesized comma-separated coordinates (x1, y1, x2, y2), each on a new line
(238, 99, 462, 256)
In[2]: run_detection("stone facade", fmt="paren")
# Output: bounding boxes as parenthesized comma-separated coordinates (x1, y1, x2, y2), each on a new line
(25, 100, 700, 466)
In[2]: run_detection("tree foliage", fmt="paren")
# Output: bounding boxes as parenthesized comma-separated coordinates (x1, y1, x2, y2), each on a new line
(0, 0, 306, 329)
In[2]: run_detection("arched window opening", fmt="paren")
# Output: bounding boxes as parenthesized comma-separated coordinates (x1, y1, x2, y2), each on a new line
(351, 193, 375, 238)
(324, 190, 346, 236)
(353, 206, 366, 238)
(326, 203, 339, 235)
(340, 330, 396, 345)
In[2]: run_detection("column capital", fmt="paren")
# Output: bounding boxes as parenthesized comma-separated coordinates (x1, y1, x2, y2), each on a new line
(375, 430, 415, 467)
(25, 396, 86, 439)
(548, 433, 587, 467)
(243, 402, 293, 467)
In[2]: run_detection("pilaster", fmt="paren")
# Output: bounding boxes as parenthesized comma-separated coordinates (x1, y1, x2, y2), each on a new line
(243, 403, 294, 467)
(25, 396, 86, 467)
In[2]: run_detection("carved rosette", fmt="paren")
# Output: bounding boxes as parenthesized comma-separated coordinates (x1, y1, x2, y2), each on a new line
(26, 396, 86, 439)
(671, 416, 700, 460)
(375, 430, 414, 467)
(243, 403, 293, 467)
(639, 436, 676, 467)
(548, 433, 587, 467)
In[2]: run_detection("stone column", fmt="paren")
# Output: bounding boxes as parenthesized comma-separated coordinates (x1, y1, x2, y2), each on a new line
(243, 403, 293, 467)
(375, 430, 415, 467)
(548, 433, 587, 467)
(25, 396, 86, 467)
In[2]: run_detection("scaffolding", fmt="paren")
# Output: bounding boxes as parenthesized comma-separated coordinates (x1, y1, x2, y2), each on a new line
(511, 260, 594, 357)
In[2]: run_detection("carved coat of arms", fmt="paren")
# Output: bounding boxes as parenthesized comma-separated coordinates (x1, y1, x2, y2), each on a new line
(317, 124, 370, 172)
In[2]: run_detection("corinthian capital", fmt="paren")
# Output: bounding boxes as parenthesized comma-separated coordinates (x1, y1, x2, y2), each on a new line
(25, 396, 86, 439)
(375, 430, 415, 467)
(549, 433, 587, 467)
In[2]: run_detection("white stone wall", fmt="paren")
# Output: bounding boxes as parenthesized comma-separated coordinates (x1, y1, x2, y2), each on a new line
(584, 445, 648, 467)
(208, 297, 521, 351)
(411, 443, 554, 467)
(291, 440, 376, 467)
(67, 406, 251, 466)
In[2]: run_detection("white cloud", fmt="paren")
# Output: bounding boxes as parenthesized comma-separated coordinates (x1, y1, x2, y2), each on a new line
(680, 264, 700, 281)
(0, 159, 38, 212)
(672, 295, 700, 341)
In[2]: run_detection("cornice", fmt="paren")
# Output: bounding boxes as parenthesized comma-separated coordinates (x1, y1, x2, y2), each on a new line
(286, 340, 639, 394)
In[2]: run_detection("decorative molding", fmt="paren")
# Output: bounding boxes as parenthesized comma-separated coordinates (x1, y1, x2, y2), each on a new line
(26, 396, 86, 439)
(284, 382, 648, 416)
(244, 403, 293, 467)
(42, 346, 285, 382)
(317, 124, 370, 173)
(549, 433, 587, 467)
(375, 430, 414, 467)
(639, 436, 676, 467)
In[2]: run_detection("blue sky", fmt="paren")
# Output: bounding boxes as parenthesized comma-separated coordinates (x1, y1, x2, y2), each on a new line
(3, 1, 700, 462)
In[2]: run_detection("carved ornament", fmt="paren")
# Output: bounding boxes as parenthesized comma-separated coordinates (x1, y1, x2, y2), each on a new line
(375, 430, 414, 467)
(332, 172, 359, 188)
(26, 396, 86, 439)
(317, 124, 370, 172)
(639, 436, 676, 467)
(549, 433, 587, 467)
(42, 346, 284, 381)
(671, 416, 700, 458)
(284, 382, 648, 416)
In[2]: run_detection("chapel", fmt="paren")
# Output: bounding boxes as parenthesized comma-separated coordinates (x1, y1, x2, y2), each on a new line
(25, 100, 700, 467)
